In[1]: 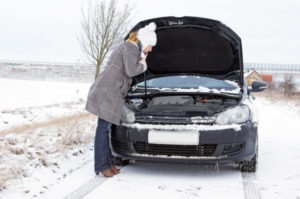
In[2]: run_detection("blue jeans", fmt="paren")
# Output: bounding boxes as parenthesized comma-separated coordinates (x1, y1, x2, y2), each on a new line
(94, 117, 115, 172)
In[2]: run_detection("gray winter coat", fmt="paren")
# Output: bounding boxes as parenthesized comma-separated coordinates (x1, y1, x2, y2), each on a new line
(85, 41, 146, 125)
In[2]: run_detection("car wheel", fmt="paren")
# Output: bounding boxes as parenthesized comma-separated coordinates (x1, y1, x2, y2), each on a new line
(239, 140, 258, 172)
(239, 154, 257, 172)
(113, 156, 130, 166)
(239, 134, 258, 172)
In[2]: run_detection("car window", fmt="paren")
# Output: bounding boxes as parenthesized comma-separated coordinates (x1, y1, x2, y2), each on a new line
(136, 75, 239, 91)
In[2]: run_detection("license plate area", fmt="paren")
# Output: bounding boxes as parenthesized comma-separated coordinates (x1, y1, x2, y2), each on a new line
(148, 130, 199, 145)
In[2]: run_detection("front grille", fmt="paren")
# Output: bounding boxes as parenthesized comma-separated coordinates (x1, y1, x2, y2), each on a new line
(111, 139, 129, 154)
(222, 143, 244, 155)
(135, 115, 215, 124)
(133, 142, 217, 157)
(185, 111, 208, 117)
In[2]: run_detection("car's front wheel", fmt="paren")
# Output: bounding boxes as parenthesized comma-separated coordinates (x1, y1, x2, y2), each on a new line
(113, 156, 130, 166)
(239, 154, 257, 172)
(239, 138, 258, 172)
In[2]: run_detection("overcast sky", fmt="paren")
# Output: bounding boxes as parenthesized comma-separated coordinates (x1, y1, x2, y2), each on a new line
(0, 0, 299, 64)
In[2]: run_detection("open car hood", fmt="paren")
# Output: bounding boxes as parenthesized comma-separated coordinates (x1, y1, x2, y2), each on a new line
(125, 16, 244, 87)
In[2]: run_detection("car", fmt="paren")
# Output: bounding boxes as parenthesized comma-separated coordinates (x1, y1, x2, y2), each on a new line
(110, 16, 267, 172)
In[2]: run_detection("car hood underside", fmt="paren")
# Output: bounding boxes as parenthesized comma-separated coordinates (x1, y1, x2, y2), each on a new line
(126, 16, 244, 86)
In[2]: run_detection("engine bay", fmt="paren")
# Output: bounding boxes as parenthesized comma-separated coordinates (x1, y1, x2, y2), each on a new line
(125, 95, 239, 117)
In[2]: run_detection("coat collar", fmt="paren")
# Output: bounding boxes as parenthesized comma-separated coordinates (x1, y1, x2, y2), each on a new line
(126, 41, 138, 48)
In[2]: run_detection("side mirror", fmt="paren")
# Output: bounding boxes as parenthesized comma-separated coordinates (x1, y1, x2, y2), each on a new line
(251, 81, 268, 92)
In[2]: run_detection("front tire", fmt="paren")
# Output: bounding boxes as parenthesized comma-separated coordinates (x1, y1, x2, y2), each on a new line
(239, 133, 258, 172)
(113, 156, 130, 166)
(239, 154, 257, 172)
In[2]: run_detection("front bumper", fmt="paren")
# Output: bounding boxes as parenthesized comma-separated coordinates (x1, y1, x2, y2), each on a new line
(110, 121, 257, 164)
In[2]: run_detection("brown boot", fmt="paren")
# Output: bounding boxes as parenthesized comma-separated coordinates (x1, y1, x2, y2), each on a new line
(100, 168, 115, 177)
(110, 166, 120, 174)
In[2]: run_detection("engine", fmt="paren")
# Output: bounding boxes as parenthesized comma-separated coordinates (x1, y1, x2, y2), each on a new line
(127, 95, 239, 117)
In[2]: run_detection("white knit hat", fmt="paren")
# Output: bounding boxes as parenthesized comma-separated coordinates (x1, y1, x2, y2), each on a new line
(137, 22, 157, 56)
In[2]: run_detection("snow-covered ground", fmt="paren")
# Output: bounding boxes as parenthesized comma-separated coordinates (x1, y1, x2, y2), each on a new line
(0, 79, 97, 198)
(0, 79, 90, 109)
(1, 79, 300, 199)
(0, 79, 91, 132)
(255, 98, 300, 199)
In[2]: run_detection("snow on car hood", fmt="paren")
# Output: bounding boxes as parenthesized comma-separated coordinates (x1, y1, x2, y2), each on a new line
(149, 80, 241, 94)
(133, 79, 241, 95)
(121, 122, 242, 132)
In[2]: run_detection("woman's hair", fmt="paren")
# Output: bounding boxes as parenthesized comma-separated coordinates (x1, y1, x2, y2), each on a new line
(126, 31, 139, 44)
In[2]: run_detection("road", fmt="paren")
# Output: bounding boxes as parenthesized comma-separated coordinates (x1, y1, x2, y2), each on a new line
(38, 98, 300, 199)
(76, 162, 260, 199)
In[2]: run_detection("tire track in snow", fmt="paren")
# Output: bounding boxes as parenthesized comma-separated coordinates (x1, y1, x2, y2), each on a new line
(63, 166, 129, 199)
(63, 177, 108, 199)
(242, 172, 262, 199)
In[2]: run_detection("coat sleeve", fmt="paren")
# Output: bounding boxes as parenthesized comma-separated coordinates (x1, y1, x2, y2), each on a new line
(121, 44, 147, 78)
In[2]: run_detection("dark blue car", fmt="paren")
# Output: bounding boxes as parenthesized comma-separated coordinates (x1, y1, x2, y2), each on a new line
(110, 16, 267, 172)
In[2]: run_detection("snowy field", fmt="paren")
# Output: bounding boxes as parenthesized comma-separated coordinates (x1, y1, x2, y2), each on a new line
(1, 79, 300, 199)
(0, 78, 97, 198)
(0, 79, 91, 132)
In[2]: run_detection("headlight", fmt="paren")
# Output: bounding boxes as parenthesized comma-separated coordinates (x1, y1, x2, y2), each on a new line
(121, 104, 136, 123)
(215, 105, 250, 125)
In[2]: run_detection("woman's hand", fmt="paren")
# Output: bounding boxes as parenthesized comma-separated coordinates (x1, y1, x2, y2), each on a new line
(139, 53, 148, 72)
(140, 53, 148, 62)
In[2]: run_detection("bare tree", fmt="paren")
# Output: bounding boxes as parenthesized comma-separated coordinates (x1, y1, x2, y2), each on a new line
(79, 0, 135, 80)
(281, 74, 296, 96)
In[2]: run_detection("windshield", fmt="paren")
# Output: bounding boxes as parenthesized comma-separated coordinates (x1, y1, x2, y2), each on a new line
(136, 75, 240, 93)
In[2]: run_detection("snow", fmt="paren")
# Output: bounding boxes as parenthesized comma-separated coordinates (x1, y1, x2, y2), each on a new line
(173, 86, 241, 94)
(1, 78, 300, 199)
(130, 153, 228, 160)
(135, 77, 241, 95)
(149, 82, 241, 95)
(121, 122, 242, 131)
(87, 98, 300, 199)
(0, 78, 90, 110)
(0, 78, 97, 198)
(255, 98, 300, 199)
(68, 98, 300, 199)
(244, 70, 254, 79)
(0, 79, 91, 132)
(225, 80, 240, 88)
(84, 163, 244, 199)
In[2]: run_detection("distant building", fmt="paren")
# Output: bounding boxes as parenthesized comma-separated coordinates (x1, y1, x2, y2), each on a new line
(262, 75, 273, 83)
(244, 70, 263, 86)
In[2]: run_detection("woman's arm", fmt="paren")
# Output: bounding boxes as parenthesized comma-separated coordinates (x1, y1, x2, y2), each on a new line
(121, 44, 147, 78)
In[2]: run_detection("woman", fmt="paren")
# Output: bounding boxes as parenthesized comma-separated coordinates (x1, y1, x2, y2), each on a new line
(85, 22, 157, 177)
